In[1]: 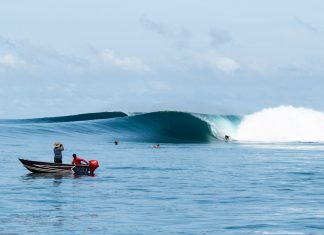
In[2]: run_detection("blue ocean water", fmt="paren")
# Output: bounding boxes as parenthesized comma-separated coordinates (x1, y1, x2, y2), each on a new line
(1, 110, 324, 234)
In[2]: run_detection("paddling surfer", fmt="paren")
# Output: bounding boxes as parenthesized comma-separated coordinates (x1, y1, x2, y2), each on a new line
(72, 153, 88, 165)
(53, 142, 64, 163)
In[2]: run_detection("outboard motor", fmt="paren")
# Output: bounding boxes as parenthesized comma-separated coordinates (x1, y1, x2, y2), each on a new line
(88, 160, 99, 175)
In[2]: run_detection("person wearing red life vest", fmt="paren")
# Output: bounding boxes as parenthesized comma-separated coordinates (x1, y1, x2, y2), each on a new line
(72, 153, 88, 165)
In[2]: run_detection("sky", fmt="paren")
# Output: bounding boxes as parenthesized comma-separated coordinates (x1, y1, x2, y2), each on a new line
(0, 0, 324, 118)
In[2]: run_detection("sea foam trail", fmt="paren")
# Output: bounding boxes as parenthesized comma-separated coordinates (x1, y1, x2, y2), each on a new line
(234, 106, 324, 142)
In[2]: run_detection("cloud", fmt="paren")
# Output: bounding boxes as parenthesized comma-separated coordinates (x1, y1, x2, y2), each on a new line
(139, 15, 191, 47)
(140, 15, 171, 37)
(0, 53, 24, 67)
(0, 35, 87, 71)
(209, 28, 231, 46)
(0, 36, 16, 48)
(100, 49, 150, 72)
(295, 17, 319, 34)
(0, 35, 152, 74)
(209, 56, 240, 72)
(278, 65, 304, 74)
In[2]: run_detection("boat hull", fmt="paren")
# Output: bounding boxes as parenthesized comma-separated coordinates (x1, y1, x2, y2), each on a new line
(19, 158, 89, 175)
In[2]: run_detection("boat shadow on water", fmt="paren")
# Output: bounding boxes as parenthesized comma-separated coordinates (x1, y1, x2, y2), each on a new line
(21, 172, 94, 187)
(23, 172, 72, 179)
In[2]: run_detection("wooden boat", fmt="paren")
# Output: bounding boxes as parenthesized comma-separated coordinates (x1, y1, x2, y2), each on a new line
(19, 158, 90, 175)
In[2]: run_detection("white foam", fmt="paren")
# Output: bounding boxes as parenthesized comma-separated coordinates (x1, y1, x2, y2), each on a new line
(234, 106, 324, 142)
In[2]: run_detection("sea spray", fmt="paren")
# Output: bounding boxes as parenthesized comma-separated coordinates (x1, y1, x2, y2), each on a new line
(234, 106, 324, 142)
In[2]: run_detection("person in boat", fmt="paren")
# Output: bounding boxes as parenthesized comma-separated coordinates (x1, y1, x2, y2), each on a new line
(53, 142, 64, 163)
(72, 153, 88, 165)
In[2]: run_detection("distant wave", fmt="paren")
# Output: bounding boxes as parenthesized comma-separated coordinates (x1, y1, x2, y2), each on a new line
(2, 112, 128, 123)
(2, 106, 324, 143)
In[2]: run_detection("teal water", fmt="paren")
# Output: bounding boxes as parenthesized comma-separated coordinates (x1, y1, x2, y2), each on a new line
(1, 112, 324, 234)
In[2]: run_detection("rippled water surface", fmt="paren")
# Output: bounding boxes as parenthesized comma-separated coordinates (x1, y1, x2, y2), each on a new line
(1, 137, 324, 234)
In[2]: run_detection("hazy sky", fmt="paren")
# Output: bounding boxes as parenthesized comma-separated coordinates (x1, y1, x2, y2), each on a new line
(0, 0, 324, 118)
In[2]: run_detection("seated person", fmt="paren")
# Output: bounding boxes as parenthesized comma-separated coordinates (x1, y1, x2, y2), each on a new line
(72, 153, 88, 165)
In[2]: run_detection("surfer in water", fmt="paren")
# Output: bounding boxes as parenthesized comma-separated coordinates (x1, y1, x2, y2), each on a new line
(114, 139, 119, 145)
(53, 142, 64, 163)
(154, 144, 160, 148)
(225, 135, 230, 142)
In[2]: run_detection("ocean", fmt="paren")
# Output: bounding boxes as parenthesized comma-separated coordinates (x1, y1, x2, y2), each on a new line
(1, 107, 324, 234)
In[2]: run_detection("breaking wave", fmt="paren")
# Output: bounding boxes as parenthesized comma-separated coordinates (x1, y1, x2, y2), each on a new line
(234, 106, 324, 142)
(2, 106, 324, 143)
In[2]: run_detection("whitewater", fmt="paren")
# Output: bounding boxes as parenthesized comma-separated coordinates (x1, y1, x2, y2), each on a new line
(199, 106, 324, 142)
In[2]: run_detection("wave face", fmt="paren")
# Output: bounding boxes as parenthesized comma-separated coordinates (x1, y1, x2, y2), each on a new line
(2, 106, 324, 143)
(234, 106, 324, 142)
(0, 111, 224, 143)
(78, 111, 218, 143)
(116, 111, 216, 142)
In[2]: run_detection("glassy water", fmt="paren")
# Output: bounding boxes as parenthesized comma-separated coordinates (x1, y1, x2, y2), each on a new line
(1, 135, 324, 234)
